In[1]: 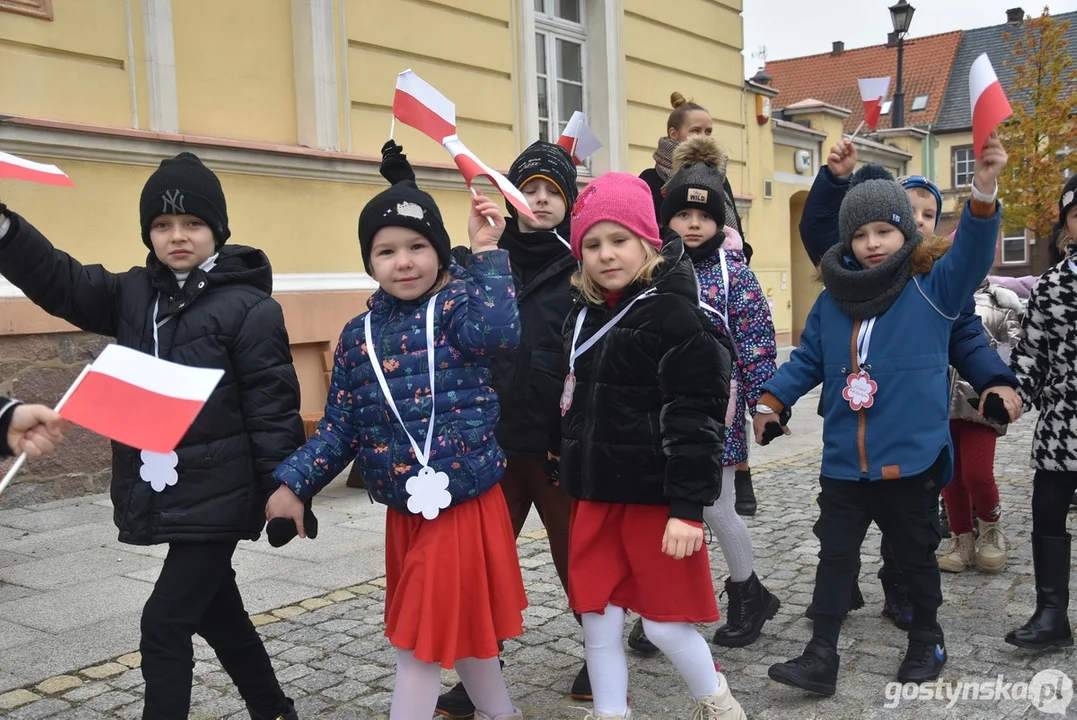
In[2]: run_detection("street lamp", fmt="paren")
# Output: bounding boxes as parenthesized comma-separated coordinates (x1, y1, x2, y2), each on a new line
(889, 0, 916, 128)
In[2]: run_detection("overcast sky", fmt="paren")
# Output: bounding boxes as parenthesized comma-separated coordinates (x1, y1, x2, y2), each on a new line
(742, 0, 1077, 77)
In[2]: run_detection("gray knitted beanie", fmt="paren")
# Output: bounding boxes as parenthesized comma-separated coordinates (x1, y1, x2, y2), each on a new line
(838, 164, 919, 251)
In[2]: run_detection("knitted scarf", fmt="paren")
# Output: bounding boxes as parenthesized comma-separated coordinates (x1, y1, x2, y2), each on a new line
(653, 137, 679, 183)
(818, 240, 919, 319)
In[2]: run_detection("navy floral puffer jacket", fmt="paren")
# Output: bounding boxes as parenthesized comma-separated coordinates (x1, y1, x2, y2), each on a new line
(274, 250, 520, 513)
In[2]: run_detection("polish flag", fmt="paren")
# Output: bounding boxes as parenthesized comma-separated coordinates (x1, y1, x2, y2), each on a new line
(442, 135, 538, 223)
(0, 151, 74, 187)
(556, 111, 602, 165)
(392, 69, 457, 144)
(59, 345, 224, 453)
(857, 77, 891, 130)
(969, 53, 1013, 158)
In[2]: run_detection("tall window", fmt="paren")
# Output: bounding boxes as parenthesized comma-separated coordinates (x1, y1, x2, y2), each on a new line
(535, 0, 586, 143)
(1001, 232, 1028, 265)
(952, 146, 975, 188)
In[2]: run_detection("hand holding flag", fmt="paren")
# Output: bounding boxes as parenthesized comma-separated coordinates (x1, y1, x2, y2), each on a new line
(969, 53, 1013, 159)
(971, 131, 1007, 199)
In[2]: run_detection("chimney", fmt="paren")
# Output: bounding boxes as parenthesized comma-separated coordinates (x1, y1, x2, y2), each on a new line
(886, 31, 898, 48)
(1006, 7, 1025, 23)
(750, 69, 773, 86)
(832, 41, 845, 56)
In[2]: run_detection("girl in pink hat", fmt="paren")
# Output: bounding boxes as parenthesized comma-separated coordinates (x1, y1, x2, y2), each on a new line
(552, 172, 746, 719)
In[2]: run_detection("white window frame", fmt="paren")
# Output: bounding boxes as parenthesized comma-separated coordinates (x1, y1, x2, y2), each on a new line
(911, 94, 928, 111)
(534, 1, 588, 147)
(1001, 233, 1028, 265)
(880, 100, 893, 115)
(953, 146, 975, 188)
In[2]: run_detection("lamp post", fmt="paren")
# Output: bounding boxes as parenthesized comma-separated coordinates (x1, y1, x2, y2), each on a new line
(889, 0, 915, 128)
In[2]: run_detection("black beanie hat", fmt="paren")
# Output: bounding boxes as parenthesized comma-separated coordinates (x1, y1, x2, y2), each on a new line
(358, 180, 452, 274)
(660, 136, 728, 228)
(1059, 173, 1077, 227)
(507, 141, 578, 214)
(139, 152, 230, 248)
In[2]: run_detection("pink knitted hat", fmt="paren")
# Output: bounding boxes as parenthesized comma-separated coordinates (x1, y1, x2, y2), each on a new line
(569, 172, 663, 259)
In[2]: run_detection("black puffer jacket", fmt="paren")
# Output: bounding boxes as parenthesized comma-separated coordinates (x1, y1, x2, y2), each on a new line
(555, 237, 734, 522)
(0, 212, 303, 545)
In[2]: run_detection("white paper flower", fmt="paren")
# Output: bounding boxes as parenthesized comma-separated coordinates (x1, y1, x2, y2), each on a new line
(405, 466, 452, 520)
(139, 450, 179, 492)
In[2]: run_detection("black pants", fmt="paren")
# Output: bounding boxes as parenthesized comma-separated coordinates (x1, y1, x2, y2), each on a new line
(1032, 470, 1077, 536)
(140, 542, 289, 720)
(811, 461, 944, 639)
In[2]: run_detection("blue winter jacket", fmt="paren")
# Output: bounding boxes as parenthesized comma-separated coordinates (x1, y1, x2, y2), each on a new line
(798, 167, 1017, 394)
(764, 201, 1002, 484)
(274, 250, 520, 512)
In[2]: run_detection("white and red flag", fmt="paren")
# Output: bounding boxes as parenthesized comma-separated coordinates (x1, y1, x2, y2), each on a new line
(857, 77, 891, 130)
(0, 151, 74, 187)
(442, 135, 538, 223)
(969, 53, 1013, 158)
(392, 69, 457, 143)
(60, 345, 224, 453)
(556, 111, 602, 165)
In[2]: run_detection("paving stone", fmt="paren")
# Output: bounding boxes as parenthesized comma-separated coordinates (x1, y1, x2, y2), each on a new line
(35, 676, 82, 695)
(0, 689, 41, 710)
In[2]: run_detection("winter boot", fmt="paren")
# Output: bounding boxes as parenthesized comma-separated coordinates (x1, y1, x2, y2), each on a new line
(975, 518, 1008, 573)
(436, 682, 476, 719)
(1005, 533, 1074, 650)
(804, 580, 864, 620)
(878, 568, 913, 630)
(474, 708, 523, 720)
(937, 532, 975, 573)
(733, 469, 756, 516)
(897, 628, 946, 684)
(767, 638, 839, 696)
(692, 673, 747, 720)
(248, 697, 299, 720)
(712, 572, 780, 647)
(570, 662, 592, 701)
(627, 617, 659, 655)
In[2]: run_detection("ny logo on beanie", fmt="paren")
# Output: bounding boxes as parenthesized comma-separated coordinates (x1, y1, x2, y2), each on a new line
(162, 190, 186, 215)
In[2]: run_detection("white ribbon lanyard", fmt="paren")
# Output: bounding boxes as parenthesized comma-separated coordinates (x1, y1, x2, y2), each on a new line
(842, 316, 879, 412)
(856, 317, 876, 369)
(553, 229, 572, 251)
(364, 294, 452, 519)
(560, 289, 656, 415)
(699, 249, 732, 338)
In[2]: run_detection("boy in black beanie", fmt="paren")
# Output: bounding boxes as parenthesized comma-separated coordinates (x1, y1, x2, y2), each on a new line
(0, 152, 304, 720)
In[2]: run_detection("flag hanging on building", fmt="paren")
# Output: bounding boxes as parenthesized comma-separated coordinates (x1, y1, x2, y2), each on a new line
(0, 151, 74, 187)
(969, 54, 1013, 158)
(556, 111, 603, 164)
(392, 69, 457, 143)
(442, 135, 538, 222)
(857, 77, 891, 130)
(59, 345, 224, 453)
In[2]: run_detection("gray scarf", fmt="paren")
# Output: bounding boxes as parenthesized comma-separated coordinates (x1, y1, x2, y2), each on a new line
(818, 240, 919, 319)
(653, 137, 678, 183)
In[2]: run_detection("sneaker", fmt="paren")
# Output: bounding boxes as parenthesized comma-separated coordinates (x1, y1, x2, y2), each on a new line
(692, 673, 747, 719)
(570, 662, 592, 701)
(975, 519, 1008, 573)
(768, 639, 839, 696)
(937, 532, 974, 573)
(584, 711, 630, 719)
(627, 617, 659, 655)
(474, 709, 523, 720)
(436, 682, 475, 719)
(897, 629, 946, 684)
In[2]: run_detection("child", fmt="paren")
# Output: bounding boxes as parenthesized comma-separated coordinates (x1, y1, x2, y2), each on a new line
(656, 135, 781, 649)
(0, 396, 68, 458)
(757, 135, 1006, 694)
(432, 139, 592, 717)
(266, 167, 528, 720)
(1005, 172, 1077, 650)
(555, 172, 744, 719)
(938, 277, 1022, 574)
(0, 154, 306, 720)
(797, 140, 1021, 630)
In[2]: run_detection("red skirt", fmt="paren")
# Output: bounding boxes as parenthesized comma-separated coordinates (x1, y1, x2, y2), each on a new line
(568, 500, 719, 623)
(384, 484, 527, 669)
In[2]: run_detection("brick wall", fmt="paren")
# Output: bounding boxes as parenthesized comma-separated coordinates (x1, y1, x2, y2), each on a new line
(0, 332, 113, 508)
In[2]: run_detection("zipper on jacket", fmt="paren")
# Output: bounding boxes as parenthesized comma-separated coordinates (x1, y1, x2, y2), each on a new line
(850, 318, 869, 475)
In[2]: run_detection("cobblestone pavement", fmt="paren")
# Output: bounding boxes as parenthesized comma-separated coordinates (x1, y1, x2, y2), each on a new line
(1, 410, 1075, 719)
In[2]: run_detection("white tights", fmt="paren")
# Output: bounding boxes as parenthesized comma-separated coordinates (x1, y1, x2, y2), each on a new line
(390, 649, 514, 719)
(582, 605, 720, 717)
(703, 466, 755, 582)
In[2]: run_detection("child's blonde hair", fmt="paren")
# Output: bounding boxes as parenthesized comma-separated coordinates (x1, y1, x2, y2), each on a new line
(1055, 223, 1075, 257)
(571, 239, 665, 305)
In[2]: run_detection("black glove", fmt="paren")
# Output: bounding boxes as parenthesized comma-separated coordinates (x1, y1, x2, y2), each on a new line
(266, 501, 319, 547)
(546, 456, 561, 487)
(380, 140, 415, 185)
(966, 393, 1011, 425)
(760, 407, 792, 446)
